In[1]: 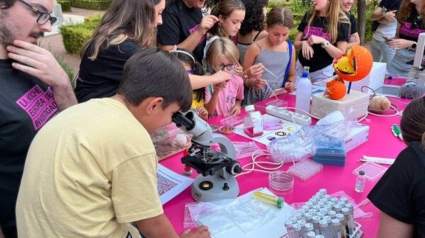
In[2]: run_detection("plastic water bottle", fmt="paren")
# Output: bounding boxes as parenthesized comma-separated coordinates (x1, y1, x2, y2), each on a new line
(296, 72, 312, 115)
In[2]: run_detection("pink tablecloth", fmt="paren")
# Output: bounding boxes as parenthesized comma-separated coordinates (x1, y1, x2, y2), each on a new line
(160, 93, 409, 237)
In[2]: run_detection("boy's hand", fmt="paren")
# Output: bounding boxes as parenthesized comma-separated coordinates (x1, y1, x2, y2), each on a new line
(180, 226, 211, 238)
(231, 104, 241, 116)
(284, 81, 295, 93)
(196, 106, 208, 120)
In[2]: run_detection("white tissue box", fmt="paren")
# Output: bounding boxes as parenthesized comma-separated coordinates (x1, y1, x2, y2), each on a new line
(311, 90, 370, 121)
(344, 123, 370, 152)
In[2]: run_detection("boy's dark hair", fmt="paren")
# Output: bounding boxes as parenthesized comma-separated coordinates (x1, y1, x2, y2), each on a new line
(401, 97, 425, 149)
(118, 48, 193, 111)
(0, 0, 16, 9)
(171, 48, 205, 103)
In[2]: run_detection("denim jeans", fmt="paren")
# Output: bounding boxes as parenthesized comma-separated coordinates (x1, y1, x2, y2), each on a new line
(370, 38, 396, 64)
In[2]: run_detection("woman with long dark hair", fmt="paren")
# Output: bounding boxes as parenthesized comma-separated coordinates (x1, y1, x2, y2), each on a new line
(386, 0, 425, 77)
(75, 0, 165, 103)
(237, 0, 269, 65)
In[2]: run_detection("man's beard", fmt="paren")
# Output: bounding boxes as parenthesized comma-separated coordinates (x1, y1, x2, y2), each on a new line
(0, 23, 15, 46)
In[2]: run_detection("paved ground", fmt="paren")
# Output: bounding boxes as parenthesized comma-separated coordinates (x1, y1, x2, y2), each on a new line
(39, 7, 105, 73)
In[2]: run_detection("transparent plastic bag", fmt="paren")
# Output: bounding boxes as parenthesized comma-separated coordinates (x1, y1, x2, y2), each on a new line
(268, 127, 315, 164)
(233, 141, 260, 159)
(225, 198, 279, 233)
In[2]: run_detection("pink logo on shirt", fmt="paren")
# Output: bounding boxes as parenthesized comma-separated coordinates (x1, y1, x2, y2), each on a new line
(189, 24, 206, 45)
(303, 26, 331, 41)
(16, 85, 58, 130)
(399, 22, 425, 38)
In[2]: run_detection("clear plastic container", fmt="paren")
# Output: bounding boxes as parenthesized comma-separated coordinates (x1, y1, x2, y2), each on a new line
(243, 105, 263, 137)
(269, 171, 294, 193)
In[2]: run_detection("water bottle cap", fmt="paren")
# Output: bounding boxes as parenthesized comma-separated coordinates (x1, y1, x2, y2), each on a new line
(302, 72, 309, 78)
(245, 105, 255, 112)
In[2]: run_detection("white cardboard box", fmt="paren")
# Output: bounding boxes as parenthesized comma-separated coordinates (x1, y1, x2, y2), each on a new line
(311, 90, 370, 121)
(344, 123, 370, 152)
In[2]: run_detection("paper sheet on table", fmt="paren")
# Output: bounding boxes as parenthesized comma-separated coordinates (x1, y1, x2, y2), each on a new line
(197, 188, 295, 238)
(157, 164, 194, 205)
(233, 114, 301, 146)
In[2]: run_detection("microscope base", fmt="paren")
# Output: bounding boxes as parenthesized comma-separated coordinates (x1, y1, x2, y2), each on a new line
(191, 175, 239, 202)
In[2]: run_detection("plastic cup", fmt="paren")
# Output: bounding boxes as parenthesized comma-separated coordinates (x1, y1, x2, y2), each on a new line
(269, 171, 294, 193)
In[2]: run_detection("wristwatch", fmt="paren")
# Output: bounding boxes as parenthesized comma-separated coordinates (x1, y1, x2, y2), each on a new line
(321, 41, 330, 49)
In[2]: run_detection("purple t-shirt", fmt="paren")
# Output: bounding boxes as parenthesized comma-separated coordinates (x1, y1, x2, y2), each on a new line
(398, 8, 425, 42)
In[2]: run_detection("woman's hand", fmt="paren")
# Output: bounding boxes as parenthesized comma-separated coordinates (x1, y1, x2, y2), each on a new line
(308, 35, 326, 45)
(301, 41, 314, 60)
(387, 38, 414, 50)
(210, 70, 232, 84)
(197, 15, 219, 35)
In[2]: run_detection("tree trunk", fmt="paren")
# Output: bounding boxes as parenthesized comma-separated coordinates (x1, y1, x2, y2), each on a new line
(357, 0, 367, 45)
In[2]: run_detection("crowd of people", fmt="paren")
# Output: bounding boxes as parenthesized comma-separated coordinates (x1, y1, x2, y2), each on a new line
(0, 0, 424, 237)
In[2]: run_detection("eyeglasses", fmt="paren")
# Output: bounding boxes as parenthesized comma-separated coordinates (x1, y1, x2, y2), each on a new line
(18, 0, 57, 25)
(218, 64, 235, 71)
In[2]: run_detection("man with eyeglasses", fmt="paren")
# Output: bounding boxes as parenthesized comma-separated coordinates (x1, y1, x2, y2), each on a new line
(0, 0, 77, 237)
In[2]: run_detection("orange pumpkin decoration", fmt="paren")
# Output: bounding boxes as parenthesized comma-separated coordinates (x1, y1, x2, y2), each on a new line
(333, 45, 373, 82)
(325, 77, 346, 100)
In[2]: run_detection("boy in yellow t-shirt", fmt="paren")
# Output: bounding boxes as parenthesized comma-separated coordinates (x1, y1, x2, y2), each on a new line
(16, 49, 210, 238)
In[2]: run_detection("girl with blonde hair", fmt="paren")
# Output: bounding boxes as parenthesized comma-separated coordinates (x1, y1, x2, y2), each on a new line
(205, 37, 244, 117)
(294, 0, 350, 83)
